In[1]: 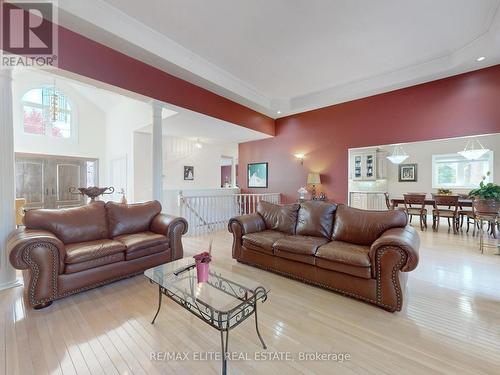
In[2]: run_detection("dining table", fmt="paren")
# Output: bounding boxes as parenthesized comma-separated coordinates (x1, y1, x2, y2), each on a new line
(391, 197, 473, 208)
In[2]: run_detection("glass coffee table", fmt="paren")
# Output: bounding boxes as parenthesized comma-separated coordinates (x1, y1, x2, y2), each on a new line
(144, 258, 269, 374)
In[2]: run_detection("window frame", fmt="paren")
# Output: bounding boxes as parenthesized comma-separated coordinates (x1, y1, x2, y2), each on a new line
(431, 151, 494, 189)
(20, 86, 78, 142)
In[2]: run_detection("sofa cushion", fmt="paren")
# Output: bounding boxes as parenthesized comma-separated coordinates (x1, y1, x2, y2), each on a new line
(315, 240, 372, 279)
(125, 243, 169, 261)
(24, 201, 108, 244)
(315, 258, 372, 279)
(274, 250, 316, 265)
(332, 205, 407, 246)
(315, 240, 371, 267)
(296, 201, 337, 238)
(65, 252, 125, 274)
(65, 239, 126, 264)
(115, 231, 168, 252)
(106, 201, 162, 238)
(242, 230, 286, 255)
(256, 201, 300, 234)
(273, 235, 329, 255)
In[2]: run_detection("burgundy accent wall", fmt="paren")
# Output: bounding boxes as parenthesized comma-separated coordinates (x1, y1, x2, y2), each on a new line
(239, 65, 500, 204)
(0, 0, 274, 136)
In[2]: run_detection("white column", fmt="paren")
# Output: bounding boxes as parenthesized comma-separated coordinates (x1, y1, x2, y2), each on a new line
(152, 100, 164, 204)
(0, 68, 21, 291)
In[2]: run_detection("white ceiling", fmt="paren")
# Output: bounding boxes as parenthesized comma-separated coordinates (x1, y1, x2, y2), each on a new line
(57, 0, 500, 117)
(137, 105, 271, 144)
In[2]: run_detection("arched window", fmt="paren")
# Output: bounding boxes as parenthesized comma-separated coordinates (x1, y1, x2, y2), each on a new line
(22, 87, 73, 138)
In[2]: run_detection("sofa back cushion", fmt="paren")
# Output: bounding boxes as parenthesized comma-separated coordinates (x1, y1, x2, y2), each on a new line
(296, 201, 337, 238)
(24, 201, 108, 244)
(256, 201, 299, 234)
(106, 200, 162, 238)
(332, 204, 407, 245)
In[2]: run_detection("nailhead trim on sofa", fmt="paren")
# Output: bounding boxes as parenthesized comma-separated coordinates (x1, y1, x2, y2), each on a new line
(237, 256, 399, 311)
(375, 246, 407, 311)
(22, 242, 59, 306)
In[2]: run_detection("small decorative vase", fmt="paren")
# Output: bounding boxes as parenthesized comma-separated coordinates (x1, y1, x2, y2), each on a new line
(193, 251, 211, 283)
(195, 261, 210, 283)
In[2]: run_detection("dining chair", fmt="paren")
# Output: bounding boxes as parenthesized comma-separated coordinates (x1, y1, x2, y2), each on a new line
(403, 193, 427, 230)
(458, 196, 478, 235)
(432, 195, 460, 234)
(384, 192, 406, 211)
(384, 192, 392, 210)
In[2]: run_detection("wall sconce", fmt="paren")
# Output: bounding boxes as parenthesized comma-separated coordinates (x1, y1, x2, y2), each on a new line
(294, 153, 305, 165)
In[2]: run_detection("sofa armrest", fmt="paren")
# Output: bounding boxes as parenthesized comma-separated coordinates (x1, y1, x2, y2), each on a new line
(150, 214, 188, 260)
(228, 213, 266, 236)
(369, 226, 420, 275)
(7, 228, 65, 306)
(228, 213, 266, 259)
(8, 228, 65, 271)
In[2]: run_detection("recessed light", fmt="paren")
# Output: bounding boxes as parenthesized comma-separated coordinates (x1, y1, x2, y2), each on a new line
(277, 110, 281, 115)
(476, 56, 486, 62)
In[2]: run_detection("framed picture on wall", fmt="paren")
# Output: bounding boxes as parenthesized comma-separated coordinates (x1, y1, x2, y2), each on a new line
(247, 162, 268, 188)
(399, 163, 417, 182)
(184, 166, 194, 180)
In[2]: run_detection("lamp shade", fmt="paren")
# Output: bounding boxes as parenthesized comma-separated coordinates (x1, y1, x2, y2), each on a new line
(386, 145, 409, 164)
(457, 140, 489, 160)
(307, 172, 321, 185)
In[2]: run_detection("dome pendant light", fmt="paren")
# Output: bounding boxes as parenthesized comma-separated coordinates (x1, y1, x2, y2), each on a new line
(49, 79, 59, 123)
(457, 139, 489, 160)
(386, 145, 409, 164)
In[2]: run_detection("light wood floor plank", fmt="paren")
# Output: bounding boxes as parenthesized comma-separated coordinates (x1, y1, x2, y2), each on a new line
(2, 225, 500, 374)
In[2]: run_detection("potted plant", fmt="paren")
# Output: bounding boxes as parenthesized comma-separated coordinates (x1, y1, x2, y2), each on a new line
(468, 172, 500, 214)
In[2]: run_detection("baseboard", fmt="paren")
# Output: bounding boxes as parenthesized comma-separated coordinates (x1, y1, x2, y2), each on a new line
(0, 277, 23, 292)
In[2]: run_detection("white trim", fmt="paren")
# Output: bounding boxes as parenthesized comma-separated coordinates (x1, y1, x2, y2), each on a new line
(0, 278, 23, 292)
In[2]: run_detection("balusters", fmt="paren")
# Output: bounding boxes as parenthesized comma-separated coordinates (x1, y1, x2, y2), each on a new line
(178, 193, 280, 236)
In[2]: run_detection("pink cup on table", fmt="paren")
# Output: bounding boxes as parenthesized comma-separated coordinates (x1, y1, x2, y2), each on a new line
(193, 252, 211, 283)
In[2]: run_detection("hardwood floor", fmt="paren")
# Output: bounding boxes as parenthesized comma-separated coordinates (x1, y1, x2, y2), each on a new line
(1, 225, 499, 375)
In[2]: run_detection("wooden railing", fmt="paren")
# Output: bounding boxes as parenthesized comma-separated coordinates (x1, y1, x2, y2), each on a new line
(179, 192, 281, 236)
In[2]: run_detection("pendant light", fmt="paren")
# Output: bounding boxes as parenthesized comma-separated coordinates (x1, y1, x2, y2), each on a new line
(49, 79, 59, 123)
(386, 145, 409, 164)
(457, 139, 489, 160)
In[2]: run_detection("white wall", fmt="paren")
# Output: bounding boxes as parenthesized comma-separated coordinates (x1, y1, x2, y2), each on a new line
(12, 71, 107, 182)
(134, 133, 239, 203)
(104, 98, 152, 202)
(349, 134, 500, 198)
(133, 131, 153, 202)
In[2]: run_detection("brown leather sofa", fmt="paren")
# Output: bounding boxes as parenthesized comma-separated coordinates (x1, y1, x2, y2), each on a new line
(229, 201, 419, 312)
(8, 200, 188, 309)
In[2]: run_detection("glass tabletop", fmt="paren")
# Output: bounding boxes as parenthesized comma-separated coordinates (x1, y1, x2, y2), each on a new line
(144, 258, 268, 316)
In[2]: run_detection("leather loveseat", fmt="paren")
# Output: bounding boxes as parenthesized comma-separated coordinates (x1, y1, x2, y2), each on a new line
(8, 200, 188, 309)
(229, 201, 419, 312)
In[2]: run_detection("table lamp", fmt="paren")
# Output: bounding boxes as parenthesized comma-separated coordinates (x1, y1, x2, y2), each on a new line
(307, 172, 321, 199)
(15, 198, 26, 227)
